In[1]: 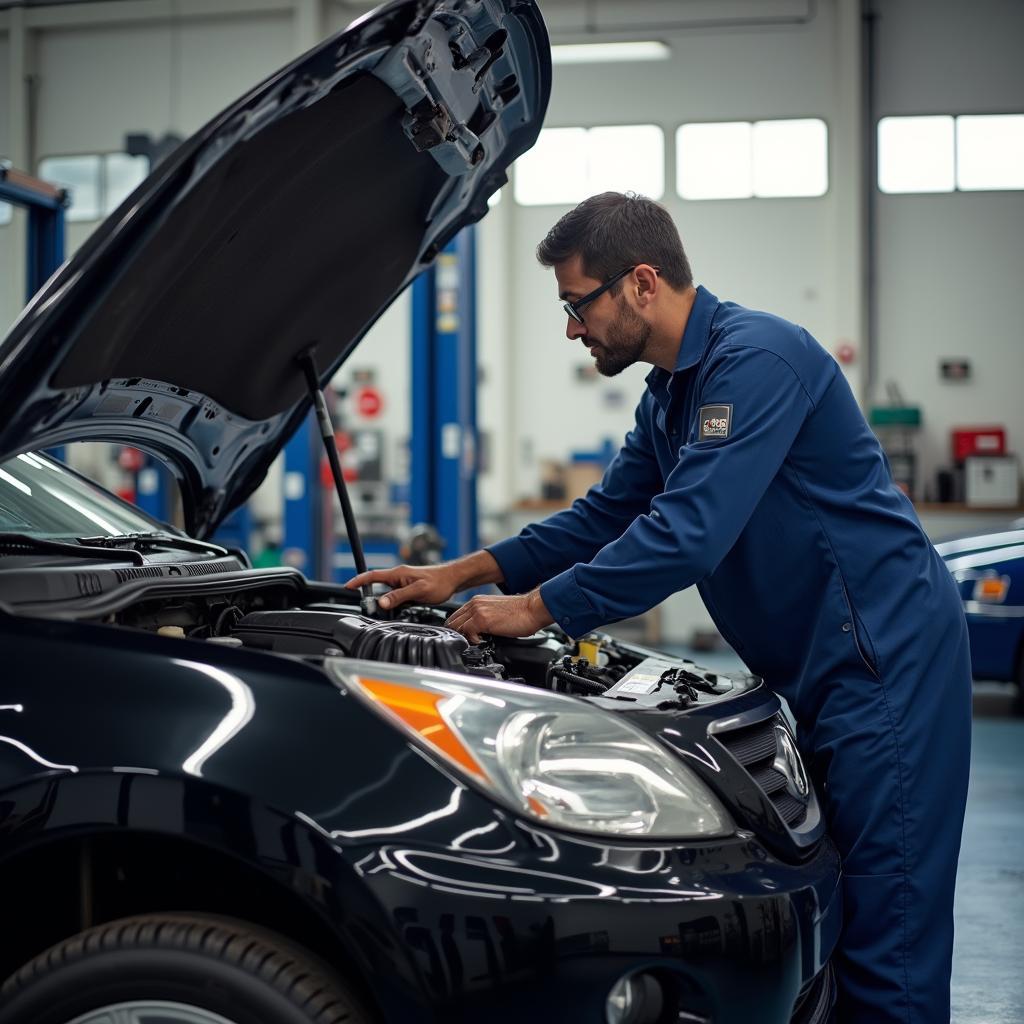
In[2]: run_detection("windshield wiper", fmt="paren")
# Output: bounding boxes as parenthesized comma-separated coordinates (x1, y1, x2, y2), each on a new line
(77, 533, 229, 558)
(0, 532, 146, 565)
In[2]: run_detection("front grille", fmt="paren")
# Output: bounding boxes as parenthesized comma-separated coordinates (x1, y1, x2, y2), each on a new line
(715, 713, 809, 829)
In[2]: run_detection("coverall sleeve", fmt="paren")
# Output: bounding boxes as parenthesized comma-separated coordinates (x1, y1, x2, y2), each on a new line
(538, 345, 815, 636)
(486, 404, 665, 594)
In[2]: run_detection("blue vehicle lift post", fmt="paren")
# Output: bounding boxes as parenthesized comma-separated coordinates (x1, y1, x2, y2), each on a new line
(0, 165, 67, 304)
(2, 166, 68, 463)
(410, 227, 480, 562)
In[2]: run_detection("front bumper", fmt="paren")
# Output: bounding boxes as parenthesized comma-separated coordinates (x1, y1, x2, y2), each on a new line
(349, 829, 842, 1024)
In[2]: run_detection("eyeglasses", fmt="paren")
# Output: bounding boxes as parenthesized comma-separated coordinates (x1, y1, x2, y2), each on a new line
(562, 265, 660, 325)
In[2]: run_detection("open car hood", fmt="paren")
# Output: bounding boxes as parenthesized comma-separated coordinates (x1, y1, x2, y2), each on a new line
(0, 0, 549, 537)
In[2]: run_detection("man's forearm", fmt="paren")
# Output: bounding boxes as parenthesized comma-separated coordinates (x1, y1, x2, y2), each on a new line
(446, 549, 505, 590)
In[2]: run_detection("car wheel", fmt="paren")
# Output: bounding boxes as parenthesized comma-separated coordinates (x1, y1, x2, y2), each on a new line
(0, 914, 370, 1024)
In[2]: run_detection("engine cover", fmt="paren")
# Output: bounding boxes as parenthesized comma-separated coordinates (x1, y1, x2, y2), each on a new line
(232, 608, 469, 669)
(334, 615, 468, 669)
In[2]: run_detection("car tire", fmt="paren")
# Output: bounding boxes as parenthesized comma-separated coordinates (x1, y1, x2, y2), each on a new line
(0, 913, 371, 1024)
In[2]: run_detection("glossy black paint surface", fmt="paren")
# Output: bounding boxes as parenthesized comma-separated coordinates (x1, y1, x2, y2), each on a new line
(0, 612, 841, 1022)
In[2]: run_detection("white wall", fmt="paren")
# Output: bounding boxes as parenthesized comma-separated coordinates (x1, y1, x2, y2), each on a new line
(0, 27, 24, 324)
(0, 31, 8, 145)
(873, 0, 1024, 495)
(505, 1, 860, 503)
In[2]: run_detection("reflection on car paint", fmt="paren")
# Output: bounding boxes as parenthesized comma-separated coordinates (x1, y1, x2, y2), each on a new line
(328, 787, 464, 840)
(449, 820, 516, 855)
(175, 659, 255, 777)
(0, 703, 79, 773)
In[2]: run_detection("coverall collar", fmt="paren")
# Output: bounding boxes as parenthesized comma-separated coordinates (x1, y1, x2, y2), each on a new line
(645, 284, 719, 389)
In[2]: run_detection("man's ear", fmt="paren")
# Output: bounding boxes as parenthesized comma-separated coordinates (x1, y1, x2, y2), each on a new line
(633, 264, 659, 306)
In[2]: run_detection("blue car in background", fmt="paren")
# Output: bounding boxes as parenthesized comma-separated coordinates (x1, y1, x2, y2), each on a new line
(936, 520, 1024, 711)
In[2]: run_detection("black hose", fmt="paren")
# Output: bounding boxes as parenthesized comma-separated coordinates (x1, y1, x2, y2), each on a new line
(546, 657, 612, 695)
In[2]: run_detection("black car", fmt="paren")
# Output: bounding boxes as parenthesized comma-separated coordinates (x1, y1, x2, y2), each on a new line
(0, 3, 840, 1023)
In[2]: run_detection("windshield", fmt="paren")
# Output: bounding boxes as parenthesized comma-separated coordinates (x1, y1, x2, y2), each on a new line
(0, 452, 167, 539)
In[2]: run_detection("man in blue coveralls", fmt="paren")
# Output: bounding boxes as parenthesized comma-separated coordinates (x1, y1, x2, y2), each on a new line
(348, 192, 972, 1022)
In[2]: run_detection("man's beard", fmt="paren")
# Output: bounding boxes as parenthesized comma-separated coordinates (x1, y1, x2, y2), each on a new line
(590, 296, 651, 377)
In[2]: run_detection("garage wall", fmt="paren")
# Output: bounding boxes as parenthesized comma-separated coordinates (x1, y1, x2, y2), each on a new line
(0, 32, 9, 148)
(872, 0, 1024, 494)
(501, 0, 861, 505)
(1, 27, 24, 329)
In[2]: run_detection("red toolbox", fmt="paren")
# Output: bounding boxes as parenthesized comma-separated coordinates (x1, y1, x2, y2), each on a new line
(951, 426, 1006, 463)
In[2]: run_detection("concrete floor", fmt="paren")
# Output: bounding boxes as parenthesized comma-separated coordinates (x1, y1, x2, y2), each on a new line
(952, 690, 1024, 1024)
(662, 646, 1024, 1022)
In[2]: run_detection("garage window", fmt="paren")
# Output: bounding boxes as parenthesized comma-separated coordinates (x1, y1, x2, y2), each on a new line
(877, 116, 956, 194)
(513, 124, 665, 205)
(956, 114, 1024, 191)
(38, 152, 149, 222)
(676, 118, 828, 200)
(878, 114, 1024, 193)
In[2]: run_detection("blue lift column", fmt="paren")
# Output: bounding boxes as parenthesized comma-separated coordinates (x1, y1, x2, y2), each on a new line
(410, 227, 479, 561)
(0, 166, 67, 302)
(2, 166, 68, 462)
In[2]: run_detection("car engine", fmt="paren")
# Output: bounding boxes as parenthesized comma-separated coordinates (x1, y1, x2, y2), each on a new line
(104, 576, 741, 707)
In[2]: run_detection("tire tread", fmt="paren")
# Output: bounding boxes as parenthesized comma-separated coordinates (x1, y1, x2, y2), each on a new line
(0, 913, 359, 1024)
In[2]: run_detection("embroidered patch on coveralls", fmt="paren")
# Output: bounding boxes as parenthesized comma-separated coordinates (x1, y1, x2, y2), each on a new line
(699, 404, 732, 440)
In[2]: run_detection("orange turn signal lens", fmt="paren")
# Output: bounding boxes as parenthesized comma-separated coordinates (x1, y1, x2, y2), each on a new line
(354, 676, 490, 782)
(973, 577, 1010, 603)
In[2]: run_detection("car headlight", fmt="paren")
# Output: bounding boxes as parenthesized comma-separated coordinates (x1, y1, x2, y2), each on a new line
(329, 660, 733, 839)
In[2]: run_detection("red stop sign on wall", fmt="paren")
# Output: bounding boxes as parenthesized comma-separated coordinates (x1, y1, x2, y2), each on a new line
(355, 386, 383, 418)
(118, 446, 146, 473)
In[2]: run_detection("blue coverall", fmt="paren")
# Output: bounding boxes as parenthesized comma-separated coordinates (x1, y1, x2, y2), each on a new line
(488, 286, 972, 1023)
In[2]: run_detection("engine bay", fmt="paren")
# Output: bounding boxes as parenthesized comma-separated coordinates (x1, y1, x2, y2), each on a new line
(103, 574, 748, 710)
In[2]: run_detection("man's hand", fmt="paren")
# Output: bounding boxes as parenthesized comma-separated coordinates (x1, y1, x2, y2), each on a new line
(345, 564, 460, 611)
(445, 589, 553, 644)
(346, 550, 504, 612)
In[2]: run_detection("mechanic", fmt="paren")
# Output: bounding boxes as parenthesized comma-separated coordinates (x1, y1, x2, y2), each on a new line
(347, 192, 972, 1024)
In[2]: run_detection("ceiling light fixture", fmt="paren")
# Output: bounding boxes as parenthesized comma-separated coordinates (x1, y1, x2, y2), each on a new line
(550, 41, 671, 65)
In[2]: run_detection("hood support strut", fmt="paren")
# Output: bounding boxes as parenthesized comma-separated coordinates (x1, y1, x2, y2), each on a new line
(297, 348, 376, 615)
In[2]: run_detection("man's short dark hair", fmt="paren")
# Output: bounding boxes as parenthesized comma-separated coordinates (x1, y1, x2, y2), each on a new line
(536, 192, 693, 291)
